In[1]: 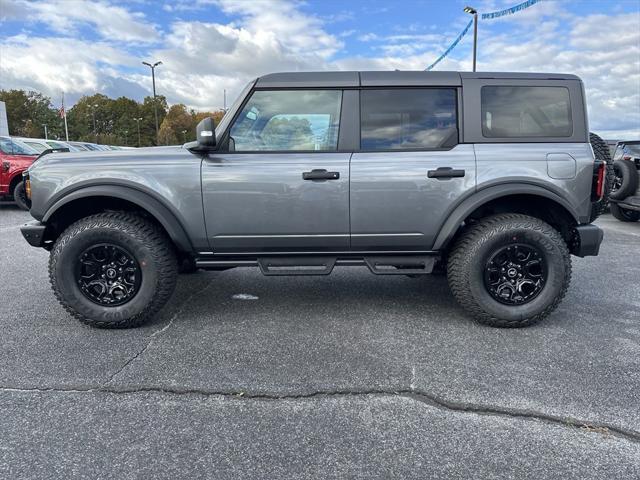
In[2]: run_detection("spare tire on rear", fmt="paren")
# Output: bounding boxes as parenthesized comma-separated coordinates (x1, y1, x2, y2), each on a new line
(588, 132, 614, 221)
(610, 159, 638, 201)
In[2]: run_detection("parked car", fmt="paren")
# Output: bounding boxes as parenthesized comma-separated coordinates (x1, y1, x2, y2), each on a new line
(16, 137, 78, 153)
(0, 136, 38, 210)
(21, 71, 606, 329)
(609, 141, 640, 222)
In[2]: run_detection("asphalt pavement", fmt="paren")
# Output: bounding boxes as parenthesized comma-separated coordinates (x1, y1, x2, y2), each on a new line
(1, 202, 639, 479)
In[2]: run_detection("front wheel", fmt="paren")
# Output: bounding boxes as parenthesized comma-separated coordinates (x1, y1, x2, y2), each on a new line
(49, 212, 178, 328)
(447, 214, 571, 328)
(13, 181, 29, 211)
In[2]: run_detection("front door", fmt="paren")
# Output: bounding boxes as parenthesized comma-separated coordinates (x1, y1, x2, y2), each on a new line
(202, 89, 350, 253)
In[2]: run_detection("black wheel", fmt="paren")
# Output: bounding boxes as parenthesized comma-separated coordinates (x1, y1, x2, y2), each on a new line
(589, 133, 614, 221)
(49, 212, 178, 328)
(610, 203, 640, 222)
(447, 214, 571, 328)
(13, 181, 29, 211)
(610, 159, 638, 201)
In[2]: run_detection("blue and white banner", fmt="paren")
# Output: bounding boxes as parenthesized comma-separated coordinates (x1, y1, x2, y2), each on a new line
(426, 19, 473, 71)
(481, 0, 541, 20)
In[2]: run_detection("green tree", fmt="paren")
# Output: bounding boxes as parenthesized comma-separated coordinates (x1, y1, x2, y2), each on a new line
(0, 89, 62, 138)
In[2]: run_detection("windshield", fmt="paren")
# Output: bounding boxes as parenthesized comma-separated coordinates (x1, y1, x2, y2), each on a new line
(24, 141, 48, 153)
(215, 80, 255, 142)
(0, 137, 38, 155)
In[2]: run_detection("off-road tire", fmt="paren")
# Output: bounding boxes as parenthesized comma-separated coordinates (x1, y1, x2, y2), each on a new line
(13, 181, 29, 211)
(610, 159, 638, 201)
(589, 132, 614, 221)
(447, 214, 571, 328)
(610, 203, 640, 222)
(49, 212, 178, 328)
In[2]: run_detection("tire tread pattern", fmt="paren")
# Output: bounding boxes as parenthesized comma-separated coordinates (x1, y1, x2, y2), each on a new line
(49, 212, 178, 328)
(447, 214, 572, 328)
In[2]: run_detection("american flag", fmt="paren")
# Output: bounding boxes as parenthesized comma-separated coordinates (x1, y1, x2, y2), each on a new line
(58, 105, 65, 118)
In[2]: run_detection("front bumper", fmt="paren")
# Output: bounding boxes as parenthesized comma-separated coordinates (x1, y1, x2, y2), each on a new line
(21, 221, 47, 248)
(571, 224, 604, 257)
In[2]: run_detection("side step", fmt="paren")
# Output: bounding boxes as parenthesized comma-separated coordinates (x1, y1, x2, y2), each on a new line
(364, 256, 435, 275)
(257, 257, 337, 276)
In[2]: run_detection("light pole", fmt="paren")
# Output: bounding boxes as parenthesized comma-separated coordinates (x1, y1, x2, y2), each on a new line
(42, 124, 48, 140)
(91, 104, 98, 143)
(124, 130, 128, 146)
(134, 117, 142, 147)
(182, 129, 187, 143)
(142, 60, 162, 142)
(464, 6, 478, 72)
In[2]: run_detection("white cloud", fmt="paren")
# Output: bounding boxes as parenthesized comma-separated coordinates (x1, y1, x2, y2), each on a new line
(6, 0, 160, 43)
(0, 0, 638, 138)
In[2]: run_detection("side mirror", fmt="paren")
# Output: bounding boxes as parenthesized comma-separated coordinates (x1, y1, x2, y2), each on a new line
(196, 117, 216, 149)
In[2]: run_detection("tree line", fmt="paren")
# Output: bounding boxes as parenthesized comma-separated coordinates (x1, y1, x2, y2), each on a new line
(0, 89, 225, 147)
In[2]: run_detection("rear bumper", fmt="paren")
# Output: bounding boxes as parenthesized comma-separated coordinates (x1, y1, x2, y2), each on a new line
(611, 195, 640, 212)
(571, 224, 604, 257)
(21, 221, 47, 248)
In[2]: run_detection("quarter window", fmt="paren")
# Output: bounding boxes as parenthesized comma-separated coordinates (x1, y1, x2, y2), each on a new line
(360, 89, 458, 150)
(481, 86, 572, 138)
(229, 90, 342, 151)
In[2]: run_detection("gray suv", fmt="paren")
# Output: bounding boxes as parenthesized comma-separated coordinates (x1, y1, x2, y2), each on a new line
(21, 71, 607, 329)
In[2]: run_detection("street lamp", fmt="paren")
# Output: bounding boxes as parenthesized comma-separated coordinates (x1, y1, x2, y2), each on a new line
(42, 124, 48, 140)
(91, 104, 99, 143)
(182, 129, 187, 143)
(124, 130, 128, 146)
(142, 60, 163, 142)
(134, 117, 143, 147)
(464, 6, 478, 72)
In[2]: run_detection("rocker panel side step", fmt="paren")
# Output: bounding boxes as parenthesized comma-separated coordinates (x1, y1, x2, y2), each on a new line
(363, 256, 436, 275)
(257, 257, 337, 276)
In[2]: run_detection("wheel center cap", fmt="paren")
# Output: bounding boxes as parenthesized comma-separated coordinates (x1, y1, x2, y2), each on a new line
(106, 268, 117, 279)
(507, 268, 518, 277)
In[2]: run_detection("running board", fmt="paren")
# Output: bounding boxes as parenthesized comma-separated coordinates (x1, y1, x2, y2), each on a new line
(258, 257, 336, 276)
(363, 256, 435, 275)
(195, 254, 437, 276)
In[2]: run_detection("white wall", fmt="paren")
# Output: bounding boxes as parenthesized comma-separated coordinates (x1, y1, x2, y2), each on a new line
(0, 101, 8, 136)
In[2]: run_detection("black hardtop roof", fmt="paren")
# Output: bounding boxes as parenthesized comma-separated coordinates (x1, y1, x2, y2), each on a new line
(255, 71, 581, 88)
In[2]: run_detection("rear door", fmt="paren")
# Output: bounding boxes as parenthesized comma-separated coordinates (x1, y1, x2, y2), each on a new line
(202, 89, 352, 253)
(350, 88, 476, 251)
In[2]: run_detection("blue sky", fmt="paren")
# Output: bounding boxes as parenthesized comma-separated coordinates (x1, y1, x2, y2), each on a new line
(1, 0, 639, 137)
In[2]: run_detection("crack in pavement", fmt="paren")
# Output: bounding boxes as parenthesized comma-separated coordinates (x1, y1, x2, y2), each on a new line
(101, 277, 216, 387)
(1, 384, 638, 444)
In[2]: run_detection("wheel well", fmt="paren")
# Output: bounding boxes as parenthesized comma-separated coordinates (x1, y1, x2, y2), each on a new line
(457, 194, 577, 243)
(45, 196, 183, 253)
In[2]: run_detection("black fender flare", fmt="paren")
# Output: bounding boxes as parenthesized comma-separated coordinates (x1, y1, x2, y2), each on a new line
(42, 185, 193, 253)
(432, 183, 581, 250)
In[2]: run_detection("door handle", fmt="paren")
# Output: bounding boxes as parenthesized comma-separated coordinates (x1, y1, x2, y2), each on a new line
(427, 167, 465, 179)
(303, 169, 340, 181)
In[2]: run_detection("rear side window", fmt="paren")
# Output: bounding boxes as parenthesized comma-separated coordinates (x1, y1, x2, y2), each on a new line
(360, 89, 457, 150)
(481, 86, 572, 138)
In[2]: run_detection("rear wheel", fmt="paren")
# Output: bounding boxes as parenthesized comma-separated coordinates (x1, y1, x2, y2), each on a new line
(610, 203, 640, 222)
(447, 214, 571, 328)
(49, 212, 178, 328)
(13, 181, 29, 211)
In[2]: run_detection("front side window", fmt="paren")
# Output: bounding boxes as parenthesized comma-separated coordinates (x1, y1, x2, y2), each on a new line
(229, 90, 342, 151)
(360, 89, 457, 150)
(0, 137, 37, 155)
(481, 86, 572, 138)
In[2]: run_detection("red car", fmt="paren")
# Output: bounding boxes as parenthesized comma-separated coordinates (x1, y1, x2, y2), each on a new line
(0, 136, 39, 210)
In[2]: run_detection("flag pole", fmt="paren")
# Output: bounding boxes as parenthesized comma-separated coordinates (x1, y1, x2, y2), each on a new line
(62, 92, 69, 141)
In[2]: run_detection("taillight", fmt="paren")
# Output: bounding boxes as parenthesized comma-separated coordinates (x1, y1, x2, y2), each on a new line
(1, 161, 10, 173)
(594, 161, 606, 200)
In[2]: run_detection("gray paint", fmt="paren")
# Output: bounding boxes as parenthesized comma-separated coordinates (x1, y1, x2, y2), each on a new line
(26, 70, 596, 257)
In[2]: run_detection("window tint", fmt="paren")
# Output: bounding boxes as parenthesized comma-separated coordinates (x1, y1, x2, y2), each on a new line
(360, 89, 457, 150)
(229, 90, 342, 151)
(481, 86, 572, 138)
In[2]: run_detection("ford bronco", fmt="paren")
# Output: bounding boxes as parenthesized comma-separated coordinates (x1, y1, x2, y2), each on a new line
(21, 71, 607, 329)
